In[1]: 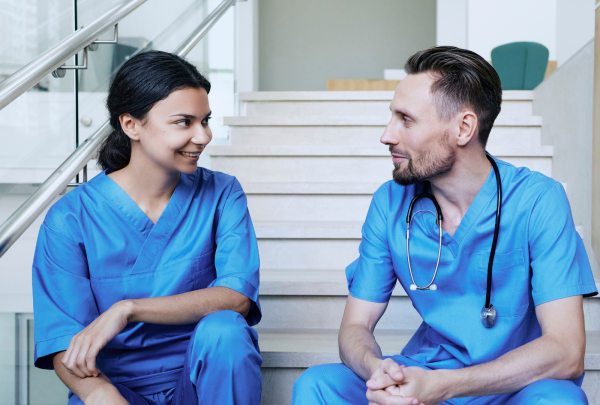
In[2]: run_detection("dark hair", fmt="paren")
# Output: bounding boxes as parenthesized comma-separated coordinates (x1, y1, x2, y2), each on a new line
(404, 46, 502, 146)
(98, 51, 211, 171)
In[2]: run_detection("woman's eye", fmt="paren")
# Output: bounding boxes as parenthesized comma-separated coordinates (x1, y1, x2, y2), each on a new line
(202, 116, 212, 125)
(176, 119, 191, 127)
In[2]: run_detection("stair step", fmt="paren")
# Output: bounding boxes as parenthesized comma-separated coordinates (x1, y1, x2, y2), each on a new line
(208, 145, 552, 157)
(243, 182, 381, 195)
(239, 91, 533, 102)
(225, 115, 542, 127)
(258, 329, 600, 369)
(255, 221, 362, 239)
(260, 269, 407, 296)
(228, 125, 541, 148)
(257, 239, 361, 270)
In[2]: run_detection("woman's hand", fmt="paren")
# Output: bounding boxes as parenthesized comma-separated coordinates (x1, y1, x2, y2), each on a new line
(62, 301, 132, 378)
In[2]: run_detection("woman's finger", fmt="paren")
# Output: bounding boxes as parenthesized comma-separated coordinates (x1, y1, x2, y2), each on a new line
(85, 342, 103, 377)
(63, 336, 87, 378)
(75, 335, 94, 377)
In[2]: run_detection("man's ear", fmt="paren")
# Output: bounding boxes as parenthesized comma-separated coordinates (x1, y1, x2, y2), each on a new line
(119, 113, 141, 141)
(456, 111, 478, 146)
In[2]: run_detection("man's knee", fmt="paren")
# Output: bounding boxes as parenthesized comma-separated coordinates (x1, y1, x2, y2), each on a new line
(292, 363, 367, 405)
(510, 379, 588, 405)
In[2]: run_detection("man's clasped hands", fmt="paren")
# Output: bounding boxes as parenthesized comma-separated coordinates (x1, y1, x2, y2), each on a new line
(366, 358, 451, 405)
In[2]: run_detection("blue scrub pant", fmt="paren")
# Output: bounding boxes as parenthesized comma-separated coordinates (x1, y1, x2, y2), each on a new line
(292, 355, 588, 405)
(68, 310, 262, 405)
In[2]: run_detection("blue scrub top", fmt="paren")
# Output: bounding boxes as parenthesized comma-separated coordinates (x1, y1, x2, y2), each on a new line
(32, 167, 261, 391)
(347, 158, 598, 369)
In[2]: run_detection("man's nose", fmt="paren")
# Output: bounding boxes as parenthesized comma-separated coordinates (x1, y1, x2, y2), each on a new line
(380, 118, 397, 146)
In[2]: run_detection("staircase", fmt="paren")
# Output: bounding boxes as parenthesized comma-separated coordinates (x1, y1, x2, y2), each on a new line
(207, 91, 600, 405)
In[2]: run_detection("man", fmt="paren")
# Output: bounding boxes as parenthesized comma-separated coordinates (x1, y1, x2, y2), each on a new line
(292, 46, 598, 404)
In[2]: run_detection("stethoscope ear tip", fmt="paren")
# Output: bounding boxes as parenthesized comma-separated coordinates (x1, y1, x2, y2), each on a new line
(429, 284, 437, 291)
(410, 284, 417, 291)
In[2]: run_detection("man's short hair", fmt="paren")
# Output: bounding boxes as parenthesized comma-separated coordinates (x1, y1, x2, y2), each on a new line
(404, 46, 503, 147)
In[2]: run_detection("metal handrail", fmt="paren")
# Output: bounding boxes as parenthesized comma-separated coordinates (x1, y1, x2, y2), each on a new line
(0, 0, 147, 111)
(0, 0, 239, 258)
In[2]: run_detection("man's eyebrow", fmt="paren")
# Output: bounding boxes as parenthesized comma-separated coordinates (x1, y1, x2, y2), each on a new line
(393, 107, 416, 119)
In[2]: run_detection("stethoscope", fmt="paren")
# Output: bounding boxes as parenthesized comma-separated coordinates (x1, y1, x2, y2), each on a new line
(405, 152, 502, 328)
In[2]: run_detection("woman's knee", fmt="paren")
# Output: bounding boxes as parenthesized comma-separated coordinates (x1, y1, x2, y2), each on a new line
(191, 310, 257, 359)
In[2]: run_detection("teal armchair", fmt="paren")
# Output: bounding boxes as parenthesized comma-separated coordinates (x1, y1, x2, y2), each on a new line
(491, 42, 549, 90)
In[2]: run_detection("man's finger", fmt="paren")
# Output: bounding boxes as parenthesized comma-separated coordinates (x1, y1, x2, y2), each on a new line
(367, 374, 401, 390)
(381, 359, 406, 382)
(366, 389, 419, 405)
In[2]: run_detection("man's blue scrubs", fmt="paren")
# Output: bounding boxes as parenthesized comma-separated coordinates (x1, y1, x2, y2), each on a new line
(293, 158, 598, 405)
(33, 168, 262, 405)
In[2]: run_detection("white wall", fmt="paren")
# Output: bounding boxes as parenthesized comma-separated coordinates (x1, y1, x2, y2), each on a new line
(556, 0, 595, 66)
(437, 0, 594, 65)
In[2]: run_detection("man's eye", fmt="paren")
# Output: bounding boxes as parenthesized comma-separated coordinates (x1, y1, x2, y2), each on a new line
(202, 116, 212, 125)
(177, 119, 191, 127)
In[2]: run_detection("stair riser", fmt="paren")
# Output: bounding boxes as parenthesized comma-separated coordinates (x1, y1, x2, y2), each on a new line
(211, 156, 552, 183)
(257, 239, 360, 270)
(228, 126, 541, 147)
(255, 296, 600, 330)
(248, 194, 371, 222)
(259, 369, 600, 405)
(243, 100, 533, 117)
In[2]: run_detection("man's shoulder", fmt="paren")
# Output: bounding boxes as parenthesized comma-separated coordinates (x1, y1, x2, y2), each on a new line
(497, 159, 564, 203)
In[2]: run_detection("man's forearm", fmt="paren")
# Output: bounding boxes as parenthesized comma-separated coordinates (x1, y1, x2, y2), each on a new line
(440, 333, 585, 399)
(339, 324, 383, 381)
(125, 286, 251, 325)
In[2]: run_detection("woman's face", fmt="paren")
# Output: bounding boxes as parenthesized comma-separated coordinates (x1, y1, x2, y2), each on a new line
(123, 87, 213, 175)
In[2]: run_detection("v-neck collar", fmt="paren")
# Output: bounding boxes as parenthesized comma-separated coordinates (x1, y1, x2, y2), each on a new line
(419, 159, 500, 251)
(92, 170, 197, 274)
(444, 162, 499, 246)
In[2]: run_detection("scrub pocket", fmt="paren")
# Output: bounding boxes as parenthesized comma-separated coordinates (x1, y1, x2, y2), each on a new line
(477, 249, 529, 317)
(193, 248, 216, 290)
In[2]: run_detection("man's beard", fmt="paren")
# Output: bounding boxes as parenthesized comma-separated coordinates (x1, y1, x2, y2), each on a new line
(391, 134, 456, 186)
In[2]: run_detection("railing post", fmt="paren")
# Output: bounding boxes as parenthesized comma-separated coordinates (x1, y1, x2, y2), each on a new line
(593, 1, 600, 267)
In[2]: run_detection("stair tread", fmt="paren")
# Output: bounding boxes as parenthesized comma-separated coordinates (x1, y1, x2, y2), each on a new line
(242, 182, 381, 195)
(224, 115, 541, 127)
(208, 145, 553, 157)
(238, 91, 533, 102)
(257, 329, 600, 370)
(260, 269, 407, 296)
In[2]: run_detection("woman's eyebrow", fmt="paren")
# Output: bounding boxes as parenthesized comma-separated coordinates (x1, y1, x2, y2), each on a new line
(170, 113, 196, 119)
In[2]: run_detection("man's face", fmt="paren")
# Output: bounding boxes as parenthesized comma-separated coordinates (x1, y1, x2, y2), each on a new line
(381, 72, 456, 186)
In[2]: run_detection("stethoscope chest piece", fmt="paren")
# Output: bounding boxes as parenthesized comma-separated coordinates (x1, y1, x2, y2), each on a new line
(480, 304, 496, 328)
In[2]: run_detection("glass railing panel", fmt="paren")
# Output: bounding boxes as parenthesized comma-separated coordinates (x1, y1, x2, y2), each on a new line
(0, 0, 75, 82)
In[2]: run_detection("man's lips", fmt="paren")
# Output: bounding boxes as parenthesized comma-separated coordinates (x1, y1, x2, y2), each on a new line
(391, 153, 408, 164)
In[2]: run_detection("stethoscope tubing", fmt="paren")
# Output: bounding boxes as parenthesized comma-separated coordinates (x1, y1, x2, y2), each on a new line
(405, 152, 502, 313)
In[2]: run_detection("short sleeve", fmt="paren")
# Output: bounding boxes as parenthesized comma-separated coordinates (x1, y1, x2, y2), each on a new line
(32, 224, 99, 369)
(346, 186, 397, 303)
(529, 182, 598, 306)
(209, 178, 261, 325)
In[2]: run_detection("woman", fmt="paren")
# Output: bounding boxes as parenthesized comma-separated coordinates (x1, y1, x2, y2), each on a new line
(32, 51, 262, 405)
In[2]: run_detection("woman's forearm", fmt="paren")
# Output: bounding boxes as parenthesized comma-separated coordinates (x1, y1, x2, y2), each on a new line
(125, 286, 251, 325)
(53, 351, 121, 402)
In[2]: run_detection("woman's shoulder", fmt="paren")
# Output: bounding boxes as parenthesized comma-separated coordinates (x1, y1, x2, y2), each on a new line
(192, 167, 243, 194)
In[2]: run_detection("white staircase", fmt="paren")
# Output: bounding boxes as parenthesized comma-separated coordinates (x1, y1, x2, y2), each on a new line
(208, 91, 600, 405)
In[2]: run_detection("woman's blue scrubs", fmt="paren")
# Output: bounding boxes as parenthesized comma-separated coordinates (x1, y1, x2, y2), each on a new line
(32, 168, 262, 405)
(293, 158, 598, 404)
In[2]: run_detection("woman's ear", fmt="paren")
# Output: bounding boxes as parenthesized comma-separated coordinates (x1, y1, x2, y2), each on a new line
(119, 113, 141, 141)
(456, 110, 478, 146)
